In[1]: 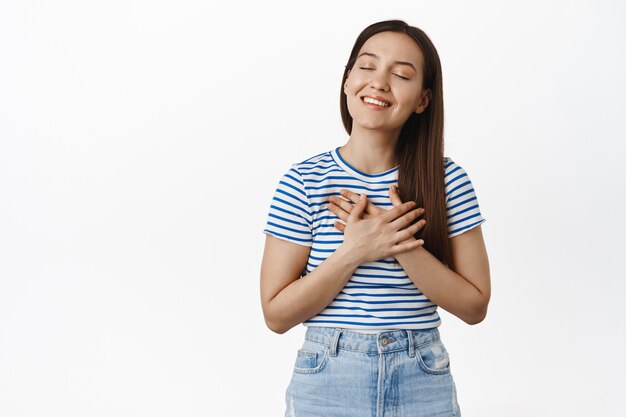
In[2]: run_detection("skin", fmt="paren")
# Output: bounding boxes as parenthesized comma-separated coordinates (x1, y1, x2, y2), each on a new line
(260, 31, 490, 333)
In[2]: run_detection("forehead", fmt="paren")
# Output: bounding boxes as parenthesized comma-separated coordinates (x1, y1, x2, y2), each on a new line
(357, 31, 423, 68)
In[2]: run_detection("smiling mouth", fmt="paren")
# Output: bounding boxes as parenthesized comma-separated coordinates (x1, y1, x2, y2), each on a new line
(361, 96, 392, 108)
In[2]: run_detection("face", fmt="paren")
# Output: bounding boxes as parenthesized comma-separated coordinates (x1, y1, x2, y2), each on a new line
(344, 31, 431, 132)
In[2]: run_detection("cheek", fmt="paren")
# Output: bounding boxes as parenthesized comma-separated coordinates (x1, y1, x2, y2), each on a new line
(398, 89, 422, 110)
(345, 82, 364, 108)
(345, 83, 357, 96)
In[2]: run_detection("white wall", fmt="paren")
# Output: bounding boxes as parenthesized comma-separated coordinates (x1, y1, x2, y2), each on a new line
(1, 0, 624, 416)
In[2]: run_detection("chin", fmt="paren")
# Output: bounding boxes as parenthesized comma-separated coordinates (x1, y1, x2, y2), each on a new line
(353, 118, 398, 132)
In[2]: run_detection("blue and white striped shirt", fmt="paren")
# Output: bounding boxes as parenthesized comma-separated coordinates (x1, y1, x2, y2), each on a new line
(262, 146, 486, 330)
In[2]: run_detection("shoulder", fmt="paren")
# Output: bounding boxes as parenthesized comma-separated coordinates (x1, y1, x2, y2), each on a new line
(292, 149, 333, 173)
(442, 157, 482, 202)
(443, 156, 457, 170)
(443, 156, 472, 177)
(275, 149, 332, 193)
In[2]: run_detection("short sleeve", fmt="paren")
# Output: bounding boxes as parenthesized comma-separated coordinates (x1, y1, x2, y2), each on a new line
(262, 165, 314, 247)
(444, 159, 487, 238)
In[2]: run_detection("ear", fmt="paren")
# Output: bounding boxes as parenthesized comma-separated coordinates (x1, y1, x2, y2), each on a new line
(414, 89, 432, 114)
(344, 70, 351, 92)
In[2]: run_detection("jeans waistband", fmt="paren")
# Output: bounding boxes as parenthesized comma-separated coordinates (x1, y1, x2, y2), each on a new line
(304, 326, 441, 357)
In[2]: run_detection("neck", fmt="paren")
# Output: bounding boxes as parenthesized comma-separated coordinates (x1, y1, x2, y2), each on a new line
(340, 125, 400, 174)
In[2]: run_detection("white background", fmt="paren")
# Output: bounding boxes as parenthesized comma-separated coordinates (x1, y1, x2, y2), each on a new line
(1, 1, 625, 416)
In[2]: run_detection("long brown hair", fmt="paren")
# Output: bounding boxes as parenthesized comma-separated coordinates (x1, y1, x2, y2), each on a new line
(340, 19, 453, 268)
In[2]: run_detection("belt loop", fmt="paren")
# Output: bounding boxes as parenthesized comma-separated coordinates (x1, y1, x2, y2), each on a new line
(407, 329, 415, 357)
(330, 328, 342, 357)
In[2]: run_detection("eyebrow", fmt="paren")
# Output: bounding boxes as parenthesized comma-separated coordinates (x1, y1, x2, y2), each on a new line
(357, 52, 417, 72)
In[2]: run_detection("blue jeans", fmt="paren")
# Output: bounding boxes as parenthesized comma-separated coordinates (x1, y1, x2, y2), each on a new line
(284, 326, 461, 417)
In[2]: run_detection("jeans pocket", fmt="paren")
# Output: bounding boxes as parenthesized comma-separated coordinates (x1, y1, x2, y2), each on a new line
(293, 340, 330, 375)
(415, 337, 451, 375)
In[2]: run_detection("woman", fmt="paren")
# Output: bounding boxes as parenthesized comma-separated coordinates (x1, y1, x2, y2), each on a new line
(260, 19, 490, 417)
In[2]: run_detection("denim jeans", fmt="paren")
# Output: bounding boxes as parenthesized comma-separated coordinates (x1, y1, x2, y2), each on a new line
(284, 326, 461, 417)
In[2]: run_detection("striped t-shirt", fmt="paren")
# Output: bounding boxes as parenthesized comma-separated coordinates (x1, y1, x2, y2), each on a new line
(262, 146, 486, 331)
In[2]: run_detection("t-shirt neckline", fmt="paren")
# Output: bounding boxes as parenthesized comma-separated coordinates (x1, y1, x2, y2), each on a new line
(330, 146, 399, 182)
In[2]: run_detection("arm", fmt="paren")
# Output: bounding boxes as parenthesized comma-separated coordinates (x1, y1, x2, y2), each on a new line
(394, 224, 491, 325)
(260, 234, 361, 334)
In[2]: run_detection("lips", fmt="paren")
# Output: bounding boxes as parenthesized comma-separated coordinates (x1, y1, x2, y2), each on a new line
(360, 95, 392, 108)
(363, 95, 391, 104)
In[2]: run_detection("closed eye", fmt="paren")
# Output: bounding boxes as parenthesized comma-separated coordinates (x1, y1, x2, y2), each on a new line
(358, 67, 409, 80)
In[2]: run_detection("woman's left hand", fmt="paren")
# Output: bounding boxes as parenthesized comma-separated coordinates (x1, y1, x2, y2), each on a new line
(328, 185, 423, 243)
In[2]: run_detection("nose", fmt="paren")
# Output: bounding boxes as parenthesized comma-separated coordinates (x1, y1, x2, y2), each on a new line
(369, 70, 390, 91)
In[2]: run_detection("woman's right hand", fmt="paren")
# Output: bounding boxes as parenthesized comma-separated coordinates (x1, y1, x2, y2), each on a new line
(337, 193, 425, 265)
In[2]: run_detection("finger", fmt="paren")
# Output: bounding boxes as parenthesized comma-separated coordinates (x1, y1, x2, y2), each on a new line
(328, 200, 350, 223)
(339, 189, 361, 203)
(329, 195, 354, 215)
(331, 193, 377, 220)
(389, 207, 425, 232)
(340, 189, 384, 215)
(396, 218, 426, 242)
(381, 200, 417, 223)
(391, 238, 425, 255)
(348, 193, 367, 221)
(333, 221, 346, 233)
(388, 184, 404, 207)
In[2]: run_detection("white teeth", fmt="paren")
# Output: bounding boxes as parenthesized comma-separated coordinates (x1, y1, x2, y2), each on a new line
(363, 97, 390, 107)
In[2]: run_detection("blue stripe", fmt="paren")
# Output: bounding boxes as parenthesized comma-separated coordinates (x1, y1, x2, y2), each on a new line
(445, 179, 471, 199)
(356, 265, 403, 272)
(449, 218, 485, 237)
(344, 283, 416, 289)
(298, 167, 345, 176)
(315, 311, 438, 320)
(447, 203, 480, 220)
(275, 186, 308, 206)
(313, 230, 343, 236)
(285, 169, 304, 185)
(339, 290, 422, 298)
(271, 195, 310, 218)
(351, 272, 407, 279)
(332, 298, 433, 305)
(325, 305, 437, 312)
(312, 240, 345, 245)
(307, 254, 329, 261)
(263, 229, 313, 244)
(307, 183, 395, 193)
(447, 195, 478, 211)
(304, 174, 394, 184)
(444, 165, 462, 179)
(448, 212, 483, 227)
(304, 317, 441, 326)
(268, 203, 311, 227)
(265, 221, 312, 236)
(267, 211, 310, 227)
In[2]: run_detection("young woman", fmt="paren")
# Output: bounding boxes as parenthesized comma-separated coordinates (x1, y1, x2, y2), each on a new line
(260, 19, 490, 417)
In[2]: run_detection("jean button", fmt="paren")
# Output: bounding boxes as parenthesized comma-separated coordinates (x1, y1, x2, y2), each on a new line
(380, 336, 389, 346)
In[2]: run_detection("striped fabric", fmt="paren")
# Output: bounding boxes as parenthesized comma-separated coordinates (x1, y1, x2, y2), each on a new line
(262, 146, 486, 330)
